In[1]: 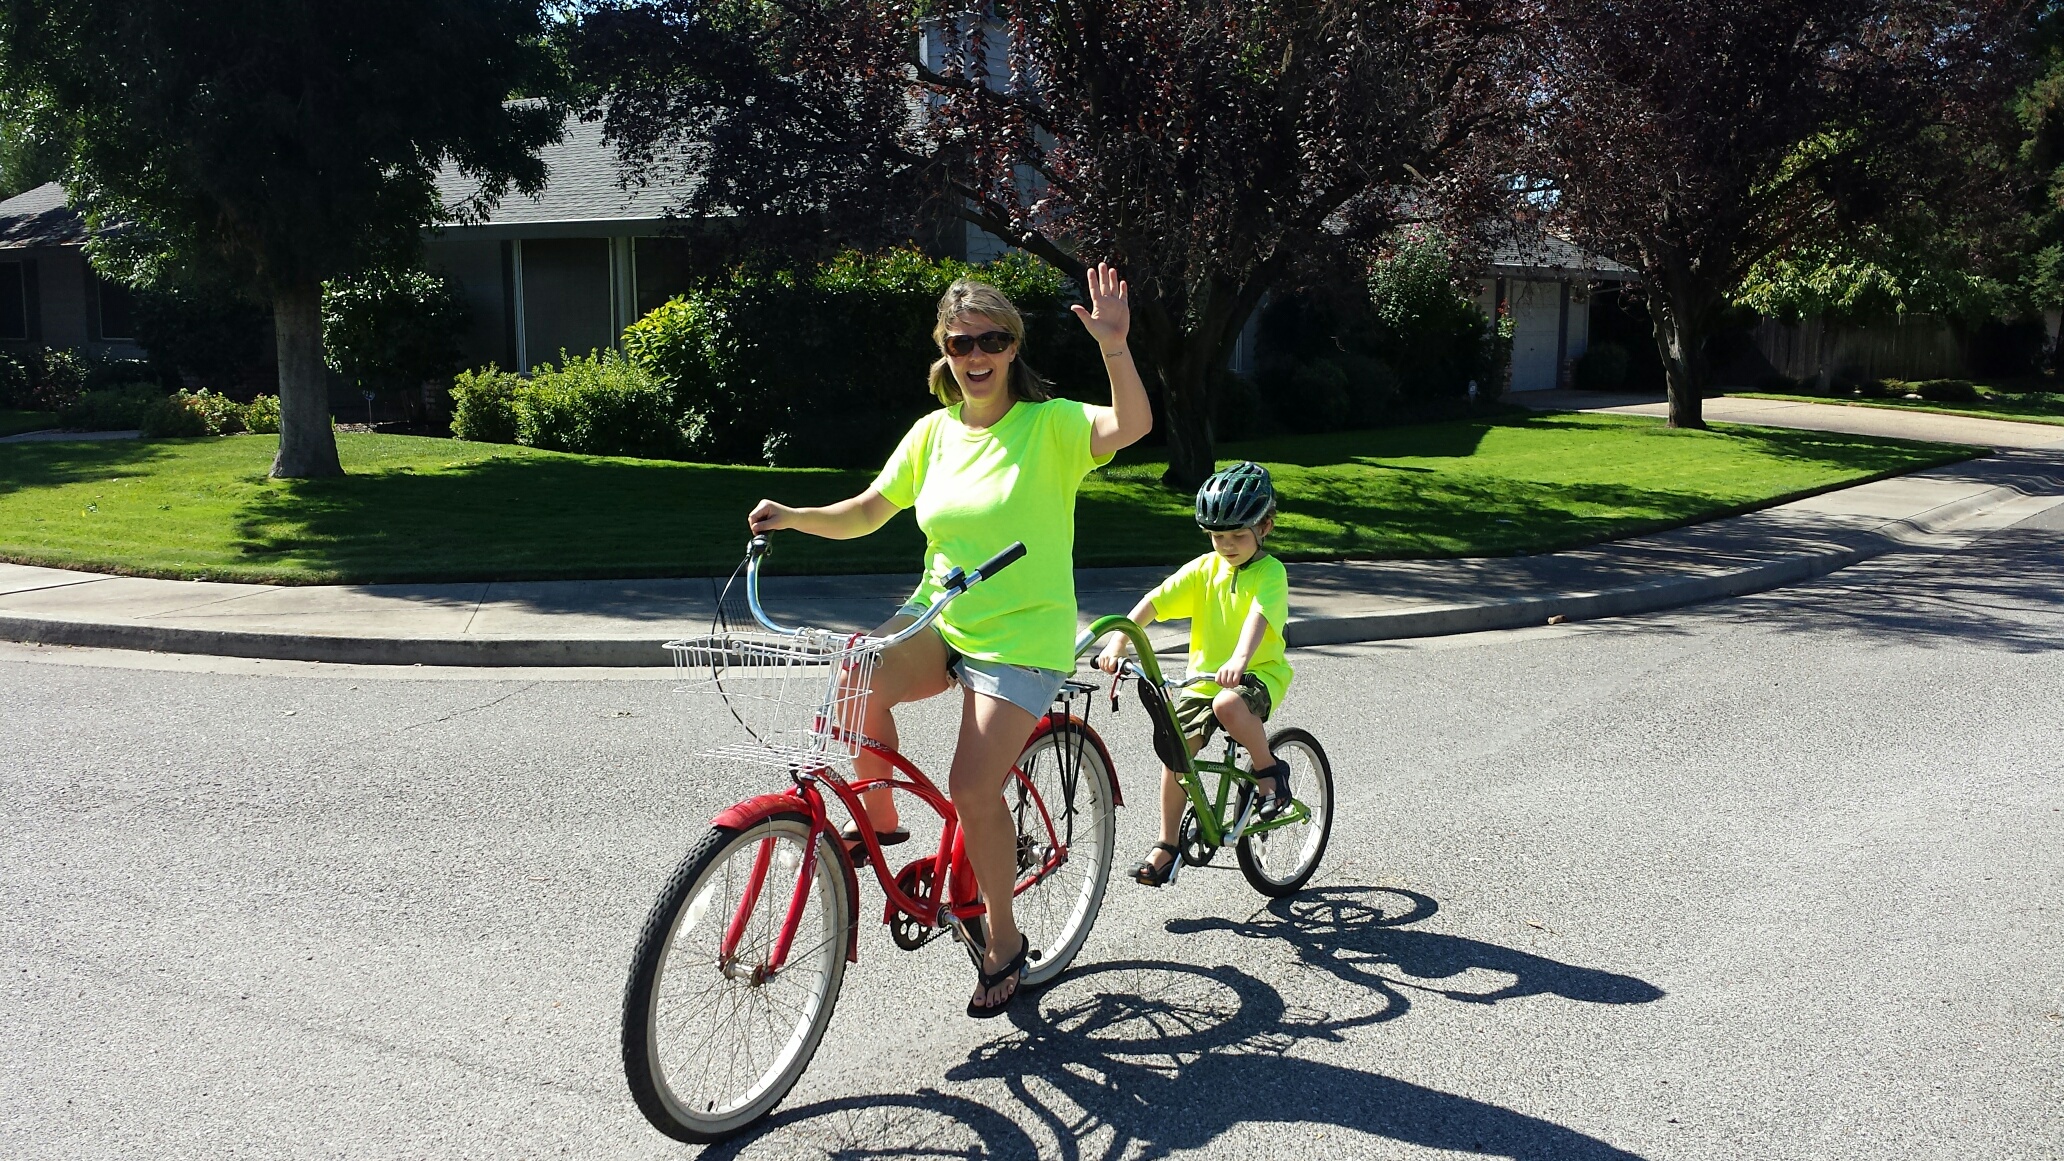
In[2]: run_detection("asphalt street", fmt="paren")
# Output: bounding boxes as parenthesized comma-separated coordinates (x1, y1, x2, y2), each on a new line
(4, 503, 2061, 1160)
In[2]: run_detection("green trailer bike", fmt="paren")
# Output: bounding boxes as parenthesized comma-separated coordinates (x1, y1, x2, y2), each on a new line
(1078, 615, 1334, 895)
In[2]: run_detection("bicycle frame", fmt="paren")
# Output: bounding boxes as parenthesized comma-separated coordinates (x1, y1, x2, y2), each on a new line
(705, 535, 1107, 982)
(1079, 614, 1310, 852)
(713, 711, 1103, 978)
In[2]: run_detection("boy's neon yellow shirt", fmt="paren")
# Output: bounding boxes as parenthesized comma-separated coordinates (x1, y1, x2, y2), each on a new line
(873, 398, 1111, 672)
(1145, 551, 1294, 709)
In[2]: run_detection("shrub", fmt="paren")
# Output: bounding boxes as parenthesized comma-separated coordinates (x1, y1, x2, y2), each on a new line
(141, 389, 245, 438)
(449, 365, 521, 444)
(511, 349, 682, 459)
(624, 247, 1098, 468)
(1916, 378, 1979, 402)
(1367, 230, 1499, 410)
(241, 394, 281, 434)
(59, 384, 164, 431)
(1573, 342, 1632, 392)
(140, 394, 209, 438)
(1, 346, 93, 411)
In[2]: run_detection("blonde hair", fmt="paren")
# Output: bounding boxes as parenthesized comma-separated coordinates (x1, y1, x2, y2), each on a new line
(928, 278, 1053, 406)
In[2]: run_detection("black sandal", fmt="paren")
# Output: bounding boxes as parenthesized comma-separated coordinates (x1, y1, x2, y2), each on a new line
(1132, 842, 1181, 887)
(839, 823, 910, 867)
(1252, 762, 1293, 820)
(966, 933, 1030, 1019)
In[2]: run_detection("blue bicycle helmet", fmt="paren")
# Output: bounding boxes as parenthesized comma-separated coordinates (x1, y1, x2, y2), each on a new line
(1194, 461, 1276, 531)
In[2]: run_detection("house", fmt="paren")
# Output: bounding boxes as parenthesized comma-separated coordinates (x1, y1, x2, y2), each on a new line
(426, 115, 705, 374)
(1479, 229, 1637, 393)
(0, 182, 147, 360)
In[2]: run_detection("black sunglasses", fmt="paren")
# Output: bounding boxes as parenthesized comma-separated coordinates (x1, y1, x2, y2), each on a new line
(943, 330, 1017, 357)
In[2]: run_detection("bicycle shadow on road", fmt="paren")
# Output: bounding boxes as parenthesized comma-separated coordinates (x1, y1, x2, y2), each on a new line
(1165, 885, 1664, 1033)
(942, 955, 1653, 1161)
(696, 887, 1661, 1161)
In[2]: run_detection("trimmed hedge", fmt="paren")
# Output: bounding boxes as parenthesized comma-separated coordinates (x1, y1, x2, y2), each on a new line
(59, 384, 165, 431)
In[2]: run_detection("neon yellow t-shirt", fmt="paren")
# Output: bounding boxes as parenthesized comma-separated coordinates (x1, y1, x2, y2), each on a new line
(872, 398, 1111, 672)
(1145, 551, 1293, 709)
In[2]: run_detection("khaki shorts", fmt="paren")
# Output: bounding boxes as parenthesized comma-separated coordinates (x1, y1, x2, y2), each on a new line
(1174, 676, 1272, 746)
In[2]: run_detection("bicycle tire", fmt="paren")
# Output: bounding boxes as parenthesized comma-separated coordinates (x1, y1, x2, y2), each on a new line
(970, 719, 1118, 988)
(1236, 727, 1333, 897)
(622, 813, 850, 1142)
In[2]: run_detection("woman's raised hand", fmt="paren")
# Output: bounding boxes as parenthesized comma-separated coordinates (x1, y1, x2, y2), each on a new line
(1070, 262, 1130, 351)
(748, 499, 795, 534)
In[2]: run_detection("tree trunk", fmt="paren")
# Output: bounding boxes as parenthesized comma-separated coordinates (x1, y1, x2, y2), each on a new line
(1159, 338, 1216, 490)
(270, 280, 343, 478)
(1645, 286, 1708, 430)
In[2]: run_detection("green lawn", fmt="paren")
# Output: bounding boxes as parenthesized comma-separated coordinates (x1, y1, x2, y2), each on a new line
(0, 413, 1978, 584)
(1730, 386, 2064, 427)
(0, 410, 57, 437)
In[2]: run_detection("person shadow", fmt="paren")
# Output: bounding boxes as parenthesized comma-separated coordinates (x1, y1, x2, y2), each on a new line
(706, 886, 1663, 1160)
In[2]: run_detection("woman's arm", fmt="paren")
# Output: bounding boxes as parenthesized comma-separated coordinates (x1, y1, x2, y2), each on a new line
(748, 488, 900, 540)
(1215, 604, 1274, 687)
(1071, 262, 1152, 460)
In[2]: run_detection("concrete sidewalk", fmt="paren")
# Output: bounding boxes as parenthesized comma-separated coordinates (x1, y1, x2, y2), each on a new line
(2, 398, 2060, 665)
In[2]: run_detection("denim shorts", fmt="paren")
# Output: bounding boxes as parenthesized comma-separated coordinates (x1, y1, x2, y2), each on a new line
(897, 602, 1071, 718)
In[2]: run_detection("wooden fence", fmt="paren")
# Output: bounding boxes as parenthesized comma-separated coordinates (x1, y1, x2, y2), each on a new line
(1747, 315, 1969, 383)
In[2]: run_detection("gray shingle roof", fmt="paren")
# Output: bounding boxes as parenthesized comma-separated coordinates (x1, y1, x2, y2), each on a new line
(0, 182, 85, 249)
(1489, 227, 1635, 281)
(433, 113, 701, 237)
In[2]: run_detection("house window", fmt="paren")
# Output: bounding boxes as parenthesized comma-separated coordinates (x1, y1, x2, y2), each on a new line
(0, 262, 26, 342)
(95, 274, 137, 341)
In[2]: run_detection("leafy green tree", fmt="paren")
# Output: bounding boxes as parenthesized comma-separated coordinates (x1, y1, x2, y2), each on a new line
(0, 0, 561, 476)
(0, 95, 63, 200)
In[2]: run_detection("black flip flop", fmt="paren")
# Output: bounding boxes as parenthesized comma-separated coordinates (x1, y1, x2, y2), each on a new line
(966, 933, 1030, 1019)
(839, 824, 910, 867)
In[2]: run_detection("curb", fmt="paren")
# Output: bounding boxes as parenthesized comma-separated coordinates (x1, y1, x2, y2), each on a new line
(0, 481, 2038, 667)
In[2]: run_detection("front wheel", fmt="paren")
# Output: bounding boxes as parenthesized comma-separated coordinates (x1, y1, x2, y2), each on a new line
(990, 718, 1118, 988)
(622, 812, 851, 1143)
(1237, 727, 1334, 897)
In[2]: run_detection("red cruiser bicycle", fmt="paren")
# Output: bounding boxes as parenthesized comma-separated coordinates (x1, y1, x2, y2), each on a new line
(623, 536, 1120, 1141)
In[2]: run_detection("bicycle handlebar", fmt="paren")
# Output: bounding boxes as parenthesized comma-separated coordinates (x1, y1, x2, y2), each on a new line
(740, 535, 1027, 647)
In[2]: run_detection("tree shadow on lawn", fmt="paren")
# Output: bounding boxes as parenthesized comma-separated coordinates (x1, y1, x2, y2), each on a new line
(0, 437, 181, 498)
(227, 453, 931, 582)
(708, 886, 1662, 1161)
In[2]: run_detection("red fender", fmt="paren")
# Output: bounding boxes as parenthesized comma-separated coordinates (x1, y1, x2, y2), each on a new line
(708, 790, 863, 963)
(1031, 712, 1123, 808)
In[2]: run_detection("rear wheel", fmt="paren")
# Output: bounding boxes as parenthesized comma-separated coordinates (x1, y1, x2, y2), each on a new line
(1237, 728, 1333, 897)
(622, 813, 850, 1142)
(972, 719, 1117, 987)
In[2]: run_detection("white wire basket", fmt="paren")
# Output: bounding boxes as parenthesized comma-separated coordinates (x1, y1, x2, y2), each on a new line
(667, 628, 884, 771)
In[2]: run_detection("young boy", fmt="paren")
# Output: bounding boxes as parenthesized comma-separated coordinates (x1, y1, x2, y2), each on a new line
(1095, 461, 1294, 886)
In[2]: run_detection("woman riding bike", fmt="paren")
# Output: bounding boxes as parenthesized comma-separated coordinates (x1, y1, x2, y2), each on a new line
(747, 262, 1149, 1016)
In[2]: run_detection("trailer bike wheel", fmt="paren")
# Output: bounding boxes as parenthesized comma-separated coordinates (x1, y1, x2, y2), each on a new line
(966, 720, 1117, 988)
(622, 813, 850, 1143)
(1237, 728, 1334, 897)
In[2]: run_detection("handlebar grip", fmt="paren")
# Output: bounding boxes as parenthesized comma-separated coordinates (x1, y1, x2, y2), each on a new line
(974, 541, 1027, 580)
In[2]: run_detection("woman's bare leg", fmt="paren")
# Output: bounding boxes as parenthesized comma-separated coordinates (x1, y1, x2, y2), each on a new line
(851, 616, 952, 832)
(946, 688, 1040, 1010)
